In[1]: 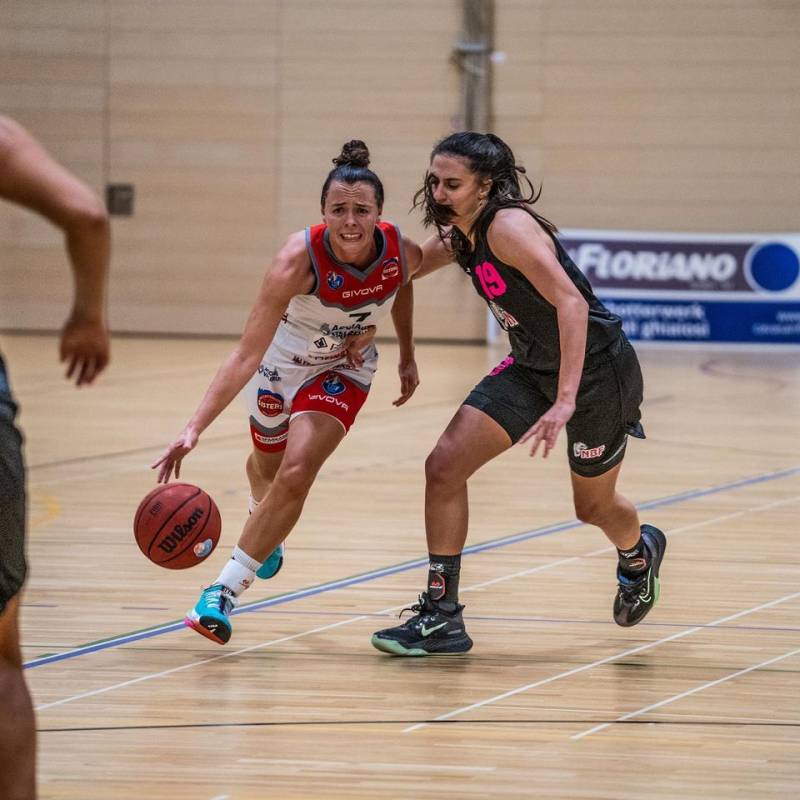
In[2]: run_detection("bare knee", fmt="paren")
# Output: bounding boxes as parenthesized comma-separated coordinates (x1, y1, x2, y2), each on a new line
(425, 438, 468, 491)
(274, 461, 317, 501)
(574, 496, 613, 528)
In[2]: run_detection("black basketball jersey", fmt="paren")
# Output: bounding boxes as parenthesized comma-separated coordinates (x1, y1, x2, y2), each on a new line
(459, 210, 623, 372)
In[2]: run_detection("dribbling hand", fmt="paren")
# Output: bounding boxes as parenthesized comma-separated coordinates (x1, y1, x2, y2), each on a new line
(151, 428, 199, 483)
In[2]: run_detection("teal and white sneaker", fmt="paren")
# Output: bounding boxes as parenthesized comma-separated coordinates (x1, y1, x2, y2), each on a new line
(257, 542, 284, 580)
(185, 583, 238, 645)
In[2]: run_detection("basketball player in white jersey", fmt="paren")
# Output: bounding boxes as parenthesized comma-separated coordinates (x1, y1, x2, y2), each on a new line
(152, 140, 423, 644)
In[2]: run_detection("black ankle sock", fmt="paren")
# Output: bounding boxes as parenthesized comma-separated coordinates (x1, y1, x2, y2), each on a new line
(427, 553, 461, 604)
(617, 536, 649, 576)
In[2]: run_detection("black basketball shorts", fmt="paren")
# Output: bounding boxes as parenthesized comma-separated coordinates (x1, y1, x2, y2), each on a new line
(463, 336, 645, 478)
(0, 358, 27, 614)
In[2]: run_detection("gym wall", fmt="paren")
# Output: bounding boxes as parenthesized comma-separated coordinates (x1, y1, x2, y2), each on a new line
(2, 1, 798, 338)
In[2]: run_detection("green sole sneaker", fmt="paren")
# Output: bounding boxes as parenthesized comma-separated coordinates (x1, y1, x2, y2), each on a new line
(614, 524, 667, 627)
(370, 592, 474, 656)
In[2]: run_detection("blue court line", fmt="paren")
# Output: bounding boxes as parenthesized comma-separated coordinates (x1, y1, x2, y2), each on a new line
(24, 463, 800, 670)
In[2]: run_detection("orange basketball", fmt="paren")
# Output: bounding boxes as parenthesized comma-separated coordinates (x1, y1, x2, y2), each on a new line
(133, 483, 221, 569)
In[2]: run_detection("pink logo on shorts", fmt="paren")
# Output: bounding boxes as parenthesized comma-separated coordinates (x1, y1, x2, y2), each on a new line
(490, 356, 515, 376)
(573, 442, 606, 459)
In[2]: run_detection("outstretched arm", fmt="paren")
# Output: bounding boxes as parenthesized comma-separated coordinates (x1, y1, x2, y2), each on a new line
(414, 232, 456, 279)
(0, 116, 110, 385)
(389, 236, 423, 406)
(151, 232, 313, 482)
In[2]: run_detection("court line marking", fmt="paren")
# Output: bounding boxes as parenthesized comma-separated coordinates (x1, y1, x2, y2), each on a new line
(571, 646, 800, 740)
(35, 616, 369, 711)
(466, 492, 800, 589)
(401, 591, 800, 734)
(24, 463, 800, 670)
(38, 717, 800, 734)
(32, 494, 800, 712)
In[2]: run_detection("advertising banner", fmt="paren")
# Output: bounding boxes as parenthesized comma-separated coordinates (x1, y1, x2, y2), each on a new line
(559, 230, 800, 345)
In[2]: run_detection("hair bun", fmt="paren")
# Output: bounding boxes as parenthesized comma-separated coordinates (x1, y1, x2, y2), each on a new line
(333, 139, 370, 168)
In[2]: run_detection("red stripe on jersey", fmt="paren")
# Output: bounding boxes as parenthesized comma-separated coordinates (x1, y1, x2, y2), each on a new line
(307, 221, 405, 311)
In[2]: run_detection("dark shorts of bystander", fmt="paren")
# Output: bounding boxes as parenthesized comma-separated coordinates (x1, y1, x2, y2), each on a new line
(0, 355, 27, 615)
(464, 335, 645, 478)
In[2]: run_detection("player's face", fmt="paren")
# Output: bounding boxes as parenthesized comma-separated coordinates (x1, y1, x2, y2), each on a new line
(427, 154, 491, 228)
(323, 181, 381, 265)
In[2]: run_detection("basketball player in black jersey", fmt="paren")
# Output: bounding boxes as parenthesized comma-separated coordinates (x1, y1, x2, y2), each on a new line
(0, 116, 111, 798)
(372, 132, 666, 656)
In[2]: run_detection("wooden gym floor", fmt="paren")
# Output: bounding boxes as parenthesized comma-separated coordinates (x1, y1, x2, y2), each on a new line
(3, 332, 799, 799)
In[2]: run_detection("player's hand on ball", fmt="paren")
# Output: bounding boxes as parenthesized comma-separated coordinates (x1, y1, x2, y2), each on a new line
(151, 427, 199, 483)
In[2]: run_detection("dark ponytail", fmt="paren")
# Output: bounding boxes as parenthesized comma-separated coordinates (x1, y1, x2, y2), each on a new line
(413, 131, 556, 263)
(321, 139, 384, 210)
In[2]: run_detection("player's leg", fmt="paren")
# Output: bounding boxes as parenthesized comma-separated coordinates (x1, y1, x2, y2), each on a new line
(372, 403, 512, 656)
(571, 466, 666, 627)
(186, 412, 345, 644)
(0, 596, 35, 800)
(567, 339, 665, 627)
(244, 360, 292, 581)
(246, 446, 282, 502)
(0, 366, 34, 799)
(245, 447, 286, 579)
(240, 411, 345, 560)
(187, 370, 367, 644)
(373, 357, 544, 656)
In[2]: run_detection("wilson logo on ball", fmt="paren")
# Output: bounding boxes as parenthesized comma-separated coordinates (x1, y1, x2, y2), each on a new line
(157, 506, 205, 553)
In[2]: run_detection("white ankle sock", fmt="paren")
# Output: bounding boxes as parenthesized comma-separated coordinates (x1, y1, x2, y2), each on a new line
(217, 546, 261, 596)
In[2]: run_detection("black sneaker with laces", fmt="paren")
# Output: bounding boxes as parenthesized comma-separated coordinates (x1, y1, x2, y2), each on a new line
(613, 524, 667, 627)
(371, 592, 473, 656)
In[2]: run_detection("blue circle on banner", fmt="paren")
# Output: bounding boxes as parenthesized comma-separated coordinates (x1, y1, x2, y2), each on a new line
(745, 242, 800, 292)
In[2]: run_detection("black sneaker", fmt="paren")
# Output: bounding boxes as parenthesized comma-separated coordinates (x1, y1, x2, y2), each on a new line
(614, 524, 667, 627)
(371, 592, 473, 656)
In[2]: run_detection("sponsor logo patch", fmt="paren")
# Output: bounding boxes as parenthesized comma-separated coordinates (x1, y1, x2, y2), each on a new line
(257, 388, 284, 417)
(308, 393, 350, 411)
(489, 355, 515, 376)
(381, 257, 400, 279)
(573, 441, 607, 460)
(342, 284, 384, 299)
(257, 364, 280, 382)
(488, 300, 519, 330)
(428, 573, 446, 601)
(322, 373, 346, 396)
(193, 539, 214, 558)
(326, 271, 344, 290)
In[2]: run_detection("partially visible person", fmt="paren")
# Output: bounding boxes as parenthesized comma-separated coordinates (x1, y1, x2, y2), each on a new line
(152, 140, 422, 646)
(0, 115, 111, 799)
(372, 131, 665, 656)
